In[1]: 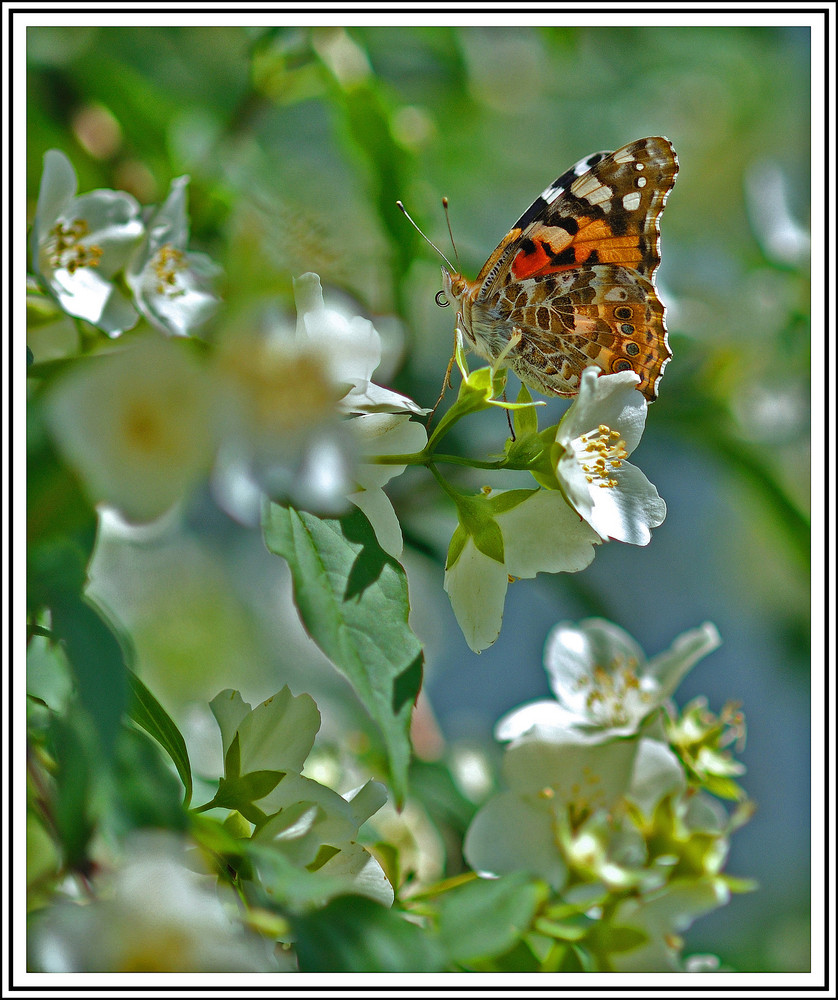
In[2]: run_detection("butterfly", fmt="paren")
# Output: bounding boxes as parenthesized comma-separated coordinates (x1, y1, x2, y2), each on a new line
(439, 136, 678, 403)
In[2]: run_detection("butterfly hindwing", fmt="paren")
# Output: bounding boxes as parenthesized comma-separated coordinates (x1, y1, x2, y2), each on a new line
(479, 264, 670, 400)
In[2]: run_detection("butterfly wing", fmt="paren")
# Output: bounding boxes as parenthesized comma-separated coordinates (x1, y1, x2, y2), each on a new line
(473, 137, 678, 295)
(463, 136, 677, 401)
(473, 265, 670, 400)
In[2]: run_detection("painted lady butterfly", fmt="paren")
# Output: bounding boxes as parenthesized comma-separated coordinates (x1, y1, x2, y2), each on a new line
(440, 136, 678, 402)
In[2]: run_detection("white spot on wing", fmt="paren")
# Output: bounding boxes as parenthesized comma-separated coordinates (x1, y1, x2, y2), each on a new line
(573, 175, 613, 205)
(542, 184, 566, 204)
(622, 191, 642, 211)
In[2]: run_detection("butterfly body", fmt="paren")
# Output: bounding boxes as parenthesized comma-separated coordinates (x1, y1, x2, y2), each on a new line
(442, 136, 678, 402)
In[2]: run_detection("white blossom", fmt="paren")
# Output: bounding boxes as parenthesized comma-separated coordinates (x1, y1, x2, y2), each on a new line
(126, 175, 220, 337)
(31, 149, 143, 335)
(554, 367, 665, 544)
(496, 618, 723, 743)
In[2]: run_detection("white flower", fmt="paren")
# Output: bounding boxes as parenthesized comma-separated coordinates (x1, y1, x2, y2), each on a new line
(213, 274, 427, 529)
(28, 831, 274, 972)
(495, 619, 723, 743)
(348, 412, 428, 558)
(554, 367, 665, 544)
(463, 732, 684, 889)
(126, 175, 220, 337)
(293, 272, 427, 418)
(443, 488, 600, 652)
(30, 149, 144, 335)
(44, 336, 217, 523)
(212, 311, 354, 524)
(608, 879, 731, 972)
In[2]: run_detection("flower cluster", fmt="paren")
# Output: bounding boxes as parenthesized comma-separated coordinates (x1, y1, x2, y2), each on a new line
(31, 149, 217, 338)
(33, 153, 427, 546)
(29, 687, 394, 973)
(441, 347, 666, 651)
(463, 618, 752, 971)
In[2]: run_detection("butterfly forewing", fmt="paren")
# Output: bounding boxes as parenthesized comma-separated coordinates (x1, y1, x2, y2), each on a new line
(459, 136, 678, 402)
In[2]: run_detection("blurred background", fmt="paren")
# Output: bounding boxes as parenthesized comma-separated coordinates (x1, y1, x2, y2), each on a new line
(27, 24, 811, 971)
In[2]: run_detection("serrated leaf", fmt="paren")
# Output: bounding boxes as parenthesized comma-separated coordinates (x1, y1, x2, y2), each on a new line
(128, 671, 193, 807)
(262, 503, 423, 805)
(437, 872, 547, 964)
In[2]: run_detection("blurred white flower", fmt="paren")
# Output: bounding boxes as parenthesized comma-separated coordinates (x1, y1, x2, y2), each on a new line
(608, 879, 731, 972)
(554, 367, 665, 545)
(44, 336, 217, 523)
(293, 272, 427, 418)
(126, 175, 220, 337)
(463, 732, 684, 890)
(28, 831, 275, 972)
(212, 310, 354, 524)
(30, 149, 143, 335)
(443, 488, 600, 652)
(495, 619, 723, 743)
(213, 273, 427, 540)
(348, 412, 427, 558)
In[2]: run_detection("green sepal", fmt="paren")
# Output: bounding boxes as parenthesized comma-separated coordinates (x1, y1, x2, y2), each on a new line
(206, 769, 287, 813)
(445, 523, 469, 571)
(513, 382, 539, 437)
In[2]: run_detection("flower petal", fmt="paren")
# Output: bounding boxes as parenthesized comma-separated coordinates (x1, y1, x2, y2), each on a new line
(646, 622, 722, 701)
(293, 273, 381, 386)
(443, 539, 509, 653)
(499, 489, 600, 579)
(543, 618, 647, 709)
(558, 367, 648, 455)
(578, 460, 666, 544)
(463, 790, 568, 890)
(347, 486, 403, 559)
(494, 700, 582, 742)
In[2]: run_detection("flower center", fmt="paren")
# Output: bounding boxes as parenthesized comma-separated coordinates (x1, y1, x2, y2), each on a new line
(578, 656, 652, 727)
(575, 424, 627, 488)
(152, 244, 187, 296)
(46, 219, 103, 274)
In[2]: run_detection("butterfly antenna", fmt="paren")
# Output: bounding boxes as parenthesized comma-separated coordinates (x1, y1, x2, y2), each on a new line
(441, 196, 460, 267)
(396, 201, 456, 271)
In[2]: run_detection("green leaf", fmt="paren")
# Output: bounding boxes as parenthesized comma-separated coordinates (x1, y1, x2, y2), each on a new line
(113, 727, 189, 832)
(47, 711, 97, 871)
(127, 671, 193, 807)
(291, 895, 445, 972)
(437, 872, 547, 965)
(49, 594, 130, 756)
(452, 494, 505, 564)
(262, 503, 423, 805)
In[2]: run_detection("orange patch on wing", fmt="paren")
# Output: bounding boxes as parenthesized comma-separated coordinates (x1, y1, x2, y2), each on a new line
(511, 240, 551, 280)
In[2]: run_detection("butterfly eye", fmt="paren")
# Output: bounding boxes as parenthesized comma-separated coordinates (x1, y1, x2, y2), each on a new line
(435, 290, 450, 307)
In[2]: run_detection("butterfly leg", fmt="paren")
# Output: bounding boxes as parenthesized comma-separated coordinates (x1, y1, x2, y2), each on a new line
(426, 330, 458, 426)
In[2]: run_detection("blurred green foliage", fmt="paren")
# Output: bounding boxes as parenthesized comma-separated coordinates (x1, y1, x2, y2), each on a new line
(26, 23, 811, 973)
